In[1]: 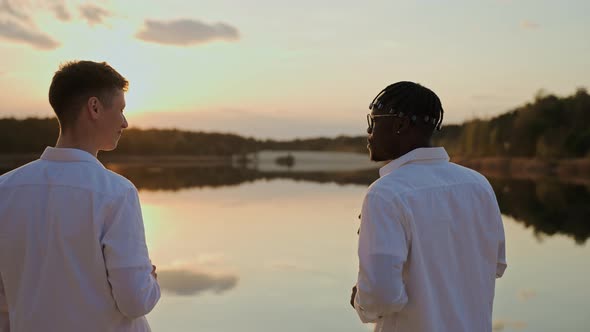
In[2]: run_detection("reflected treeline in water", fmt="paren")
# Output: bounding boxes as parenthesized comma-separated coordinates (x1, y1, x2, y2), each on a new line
(108, 165, 380, 190)
(110, 165, 265, 190)
(489, 178, 590, 244)
(2, 164, 588, 244)
(110, 165, 590, 244)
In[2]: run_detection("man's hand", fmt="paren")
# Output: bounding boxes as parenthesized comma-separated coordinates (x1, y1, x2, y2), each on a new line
(350, 285, 357, 309)
(151, 265, 158, 280)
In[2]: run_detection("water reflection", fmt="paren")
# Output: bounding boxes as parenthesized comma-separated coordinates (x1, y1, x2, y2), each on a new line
(107, 164, 590, 245)
(106, 165, 378, 190)
(491, 178, 590, 244)
(2, 161, 588, 245)
(2, 158, 589, 331)
(158, 268, 239, 296)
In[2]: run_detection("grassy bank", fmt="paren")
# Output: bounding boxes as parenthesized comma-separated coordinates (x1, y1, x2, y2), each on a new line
(452, 156, 590, 184)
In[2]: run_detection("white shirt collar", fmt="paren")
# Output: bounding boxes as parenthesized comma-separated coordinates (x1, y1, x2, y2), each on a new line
(40, 147, 105, 168)
(379, 147, 449, 178)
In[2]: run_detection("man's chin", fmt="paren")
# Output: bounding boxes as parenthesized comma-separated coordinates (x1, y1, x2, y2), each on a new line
(100, 142, 118, 152)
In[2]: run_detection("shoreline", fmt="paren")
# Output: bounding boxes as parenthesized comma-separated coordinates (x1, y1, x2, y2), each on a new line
(1, 153, 589, 184)
(451, 156, 590, 185)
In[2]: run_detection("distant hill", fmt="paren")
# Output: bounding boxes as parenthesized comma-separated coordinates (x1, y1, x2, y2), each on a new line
(434, 88, 590, 159)
(1, 88, 588, 158)
(0, 119, 367, 156)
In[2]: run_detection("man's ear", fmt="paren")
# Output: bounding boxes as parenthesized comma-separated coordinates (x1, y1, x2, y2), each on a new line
(87, 97, 101, 120)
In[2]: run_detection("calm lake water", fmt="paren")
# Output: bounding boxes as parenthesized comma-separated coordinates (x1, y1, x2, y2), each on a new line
(3, 151, 590, 331)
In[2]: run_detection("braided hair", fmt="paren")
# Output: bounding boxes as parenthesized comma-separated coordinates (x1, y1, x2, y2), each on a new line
(369, 81, 444, 131)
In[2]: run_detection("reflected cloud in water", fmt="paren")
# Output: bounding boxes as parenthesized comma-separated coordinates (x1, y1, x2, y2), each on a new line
(492, 319, 528, 331)
(158, 268, 239, 296)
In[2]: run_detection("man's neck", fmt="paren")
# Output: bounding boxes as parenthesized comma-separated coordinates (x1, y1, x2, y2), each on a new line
(55, 132, 98, 157)
(398, 140, 432, 159)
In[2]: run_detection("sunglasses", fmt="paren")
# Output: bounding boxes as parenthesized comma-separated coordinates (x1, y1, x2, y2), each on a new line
(366, 113, 404, 132)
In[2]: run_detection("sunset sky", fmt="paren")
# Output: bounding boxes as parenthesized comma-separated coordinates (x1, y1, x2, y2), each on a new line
(1, 0, 589, 139)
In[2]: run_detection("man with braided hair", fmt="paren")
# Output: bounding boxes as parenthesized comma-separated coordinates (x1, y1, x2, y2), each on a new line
(351, 81, 507, 332)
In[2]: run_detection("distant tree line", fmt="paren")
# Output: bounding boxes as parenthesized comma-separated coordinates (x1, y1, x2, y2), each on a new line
(0, 119, 260, 156)
(0, 117, 59, 154)
(1, 89, 588, 158)
(115, 129, 258, 156)
(257, 136, 366, 153)
(433, 88, 590, 158)
(0, 118, 367, 155)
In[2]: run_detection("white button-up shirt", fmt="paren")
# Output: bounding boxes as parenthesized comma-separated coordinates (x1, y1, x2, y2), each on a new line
(0, 147, 160, 332)
(355, 147, 507, 332)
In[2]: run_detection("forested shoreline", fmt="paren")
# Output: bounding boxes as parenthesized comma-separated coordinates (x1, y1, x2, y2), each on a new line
(1, 89, 588, 159)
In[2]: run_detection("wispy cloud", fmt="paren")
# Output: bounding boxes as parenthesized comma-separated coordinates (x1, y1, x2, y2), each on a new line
(135, 19, 240, 46)
(51, 1, 70, 22)
(0, 0, 30, 21)
(158, 268, 239, 296)
(521, 20, 540, 30)
(79, 3, 111, 26)
(0, 0, 67, 49)
(0, 20, 60, 49)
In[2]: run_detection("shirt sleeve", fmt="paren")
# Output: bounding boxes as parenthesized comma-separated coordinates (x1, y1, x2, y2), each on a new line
(107, 266, 160, 319)
(0, 275, 9, 332)
(102, 188, 160, 318)
(488, 189, 507, 278)
(354, 191, 409, 323)
(496, 215, 507, 278)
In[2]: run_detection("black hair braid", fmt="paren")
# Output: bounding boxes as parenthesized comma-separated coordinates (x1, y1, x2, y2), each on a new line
(370, 81, 444, 131)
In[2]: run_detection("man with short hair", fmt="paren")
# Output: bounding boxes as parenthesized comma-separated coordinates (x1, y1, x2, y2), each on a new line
(0, 60, 160, 332)
(351, 81, 507, 332)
